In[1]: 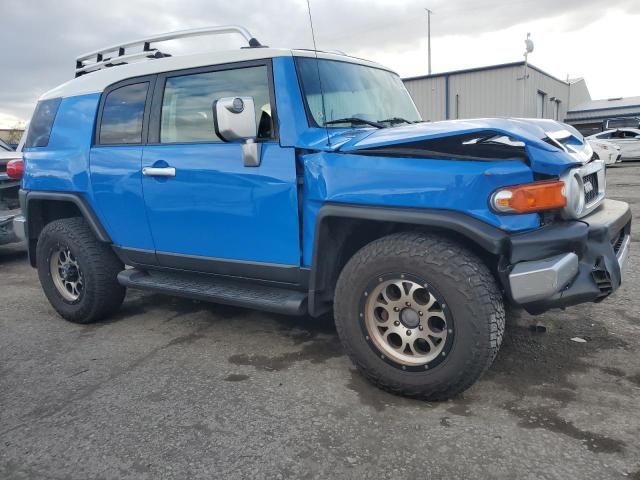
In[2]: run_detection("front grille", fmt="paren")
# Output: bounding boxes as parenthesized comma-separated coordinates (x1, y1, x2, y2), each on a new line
(582, 172, 599, 205)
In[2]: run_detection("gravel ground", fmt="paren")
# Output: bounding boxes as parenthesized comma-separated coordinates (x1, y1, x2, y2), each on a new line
(1, 163, 639, 480)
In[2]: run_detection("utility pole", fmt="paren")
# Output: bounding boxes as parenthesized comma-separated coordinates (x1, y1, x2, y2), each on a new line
(425, 8, 433, 75)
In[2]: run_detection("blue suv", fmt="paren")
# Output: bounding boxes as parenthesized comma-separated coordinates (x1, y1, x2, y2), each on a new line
(16, 26, 631, 399)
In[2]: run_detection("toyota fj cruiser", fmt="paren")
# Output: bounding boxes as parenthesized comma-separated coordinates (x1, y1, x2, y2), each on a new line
(17, 26, 631, 400)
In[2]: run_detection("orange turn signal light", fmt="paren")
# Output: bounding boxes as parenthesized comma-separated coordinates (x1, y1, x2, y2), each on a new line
(491, 180, 566, 214)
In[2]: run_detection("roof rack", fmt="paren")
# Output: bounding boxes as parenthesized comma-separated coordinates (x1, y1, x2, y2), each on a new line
(75, 25, 262, 77)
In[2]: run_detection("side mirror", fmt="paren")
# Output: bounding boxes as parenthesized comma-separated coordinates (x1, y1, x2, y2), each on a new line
(213, 97, 261, 167)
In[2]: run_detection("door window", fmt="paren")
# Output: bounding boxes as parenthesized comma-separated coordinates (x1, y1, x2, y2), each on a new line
(160, 65, 273, 143)
(99, 82, 149, 145)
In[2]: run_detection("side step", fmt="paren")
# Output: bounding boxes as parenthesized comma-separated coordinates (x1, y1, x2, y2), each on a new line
(117, 269, 308, 316)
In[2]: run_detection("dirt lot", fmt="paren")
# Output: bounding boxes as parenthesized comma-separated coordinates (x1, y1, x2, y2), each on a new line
(1, 163, 639, 480)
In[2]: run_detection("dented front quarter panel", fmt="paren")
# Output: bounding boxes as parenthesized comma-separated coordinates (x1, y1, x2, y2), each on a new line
(300, 151, 540, 266)
(335, 118, 585, 176)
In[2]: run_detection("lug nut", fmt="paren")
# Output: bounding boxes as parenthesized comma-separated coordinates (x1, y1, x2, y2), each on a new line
(405, 302, 411, 307)
(418, 311, 423, 316)
(419, 325, 423, 331)
(394, 321, 400, 326)
(394, 307, 400, 312)
(406, 330, 411, 336)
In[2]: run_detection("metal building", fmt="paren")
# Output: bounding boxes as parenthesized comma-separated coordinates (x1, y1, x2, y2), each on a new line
(565, 96, 640, 136)
(403, 61, 587, 124)
(403, 61, 640, 135)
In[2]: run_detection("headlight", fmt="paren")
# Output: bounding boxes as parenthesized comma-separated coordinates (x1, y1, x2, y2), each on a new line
(562, 172, 585, 218)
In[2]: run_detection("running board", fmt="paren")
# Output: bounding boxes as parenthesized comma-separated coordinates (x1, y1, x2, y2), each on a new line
(117, 269, 308, 316)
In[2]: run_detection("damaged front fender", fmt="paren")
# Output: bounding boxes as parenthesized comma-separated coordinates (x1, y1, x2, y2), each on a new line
(336, 118, 590, 176)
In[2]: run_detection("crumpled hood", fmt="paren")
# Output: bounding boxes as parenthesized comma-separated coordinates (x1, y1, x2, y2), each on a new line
(333, 118, 590, 176)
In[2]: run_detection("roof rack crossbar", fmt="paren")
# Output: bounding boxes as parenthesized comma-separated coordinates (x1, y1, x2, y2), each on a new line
(75, 25, 261, 77)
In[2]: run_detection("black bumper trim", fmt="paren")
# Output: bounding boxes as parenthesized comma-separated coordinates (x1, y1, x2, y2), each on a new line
(503, 199, 631, 314)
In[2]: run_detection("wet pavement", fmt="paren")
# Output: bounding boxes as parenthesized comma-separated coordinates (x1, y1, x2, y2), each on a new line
(1, 163, 639, 479)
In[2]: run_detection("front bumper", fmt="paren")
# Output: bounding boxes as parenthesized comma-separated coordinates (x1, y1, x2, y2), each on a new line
(502, 199, 631, 314)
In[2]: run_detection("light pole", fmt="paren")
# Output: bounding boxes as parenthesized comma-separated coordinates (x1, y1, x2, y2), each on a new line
(425, 8, 433, 75)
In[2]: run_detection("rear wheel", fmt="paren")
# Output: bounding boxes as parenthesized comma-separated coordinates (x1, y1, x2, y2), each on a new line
(36, 217, 125, 324)
(334, 232, 504, 400)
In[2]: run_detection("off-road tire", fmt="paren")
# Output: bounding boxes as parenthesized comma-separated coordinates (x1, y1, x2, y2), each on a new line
(36, 217, 125, 323)
(334, 232, 505, 400)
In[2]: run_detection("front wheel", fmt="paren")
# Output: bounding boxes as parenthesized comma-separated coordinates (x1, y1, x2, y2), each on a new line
(36, 217, 126, 324)
(334, 232, 504, 400)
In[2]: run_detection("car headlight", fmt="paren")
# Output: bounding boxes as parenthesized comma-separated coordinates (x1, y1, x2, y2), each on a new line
(562, 172, 585, 218)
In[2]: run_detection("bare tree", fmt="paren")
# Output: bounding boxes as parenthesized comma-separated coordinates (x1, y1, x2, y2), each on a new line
(6, 122, 26, 145)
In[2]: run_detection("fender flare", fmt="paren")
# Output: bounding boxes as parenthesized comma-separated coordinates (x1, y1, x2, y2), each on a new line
(21, 190, 111, 266)
(308, 203, 510, 316)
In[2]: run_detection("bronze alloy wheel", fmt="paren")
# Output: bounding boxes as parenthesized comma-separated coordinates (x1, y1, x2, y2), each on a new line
(49, 245, 84, 302)
(360, 272, 454, 372)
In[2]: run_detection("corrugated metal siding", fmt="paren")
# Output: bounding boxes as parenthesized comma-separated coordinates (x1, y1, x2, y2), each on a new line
(403, 64, 571, 122)
(404, 76, 446, 121)
(447, 65, 524, 119)
(524, 68, 569, 120)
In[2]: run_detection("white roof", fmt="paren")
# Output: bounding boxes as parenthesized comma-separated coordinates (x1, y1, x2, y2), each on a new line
(40, 49, 393, 101)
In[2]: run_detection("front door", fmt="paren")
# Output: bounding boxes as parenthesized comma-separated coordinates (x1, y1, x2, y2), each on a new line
(141, 61, 302, 281)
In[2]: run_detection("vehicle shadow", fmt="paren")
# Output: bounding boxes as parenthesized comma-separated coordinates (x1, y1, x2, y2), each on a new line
(0, 242, 28, 265)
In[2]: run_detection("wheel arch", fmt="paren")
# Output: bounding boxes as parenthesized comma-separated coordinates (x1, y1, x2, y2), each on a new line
(21, 190, 111, 267)
(307, 204, 510, 317)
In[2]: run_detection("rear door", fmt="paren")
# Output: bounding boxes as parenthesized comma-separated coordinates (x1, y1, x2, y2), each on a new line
(141, 60, 302, 281)
(619, 130, 640, 158)
(90, 77, 157, 262)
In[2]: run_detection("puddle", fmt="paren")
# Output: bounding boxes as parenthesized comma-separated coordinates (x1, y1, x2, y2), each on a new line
(228, 337, 343, 372)
(504, 402, 627, 454)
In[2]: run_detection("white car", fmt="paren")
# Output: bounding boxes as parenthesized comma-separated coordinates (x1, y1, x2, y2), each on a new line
(588, 138, 622, 165)
(588, 128, 640, 161)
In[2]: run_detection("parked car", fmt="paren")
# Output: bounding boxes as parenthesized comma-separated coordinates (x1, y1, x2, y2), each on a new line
(17, 26, 631, 400)
(0, 137, 24, 245)
(588, 138, 622, 165)
(588, 128, 640, 161)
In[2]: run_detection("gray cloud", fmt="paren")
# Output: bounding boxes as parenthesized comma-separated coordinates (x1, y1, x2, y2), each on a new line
(1, 0, 638, 122)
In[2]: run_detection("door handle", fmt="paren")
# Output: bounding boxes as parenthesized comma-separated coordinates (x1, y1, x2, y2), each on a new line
(142, 167, 176, 177)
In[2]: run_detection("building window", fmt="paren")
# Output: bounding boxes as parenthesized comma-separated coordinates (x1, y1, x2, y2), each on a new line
(553, 100, 561, 121)
(536, 91, 546, 118)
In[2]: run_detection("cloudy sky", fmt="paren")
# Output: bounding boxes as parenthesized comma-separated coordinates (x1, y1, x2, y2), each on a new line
(1, 0, 639, 128)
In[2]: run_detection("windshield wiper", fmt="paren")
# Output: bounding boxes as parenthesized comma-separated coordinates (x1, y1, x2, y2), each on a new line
(323, 117, 383, 128)
(377, 117, 416, 126)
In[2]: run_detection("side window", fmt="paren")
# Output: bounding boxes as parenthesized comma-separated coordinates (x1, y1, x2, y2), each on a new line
(25, 98, 62, 148)
(595, 132, 611, 139)
(160, 65, 273, 143)
(99, 82, 149, 145)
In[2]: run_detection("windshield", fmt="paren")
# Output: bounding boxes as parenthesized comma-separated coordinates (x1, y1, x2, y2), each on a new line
(295, 57, 421, 128)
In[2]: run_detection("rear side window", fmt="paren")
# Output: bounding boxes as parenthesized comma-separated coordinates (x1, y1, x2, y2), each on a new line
(25, 98, 62, 148)
(99, 82, 149, 145)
